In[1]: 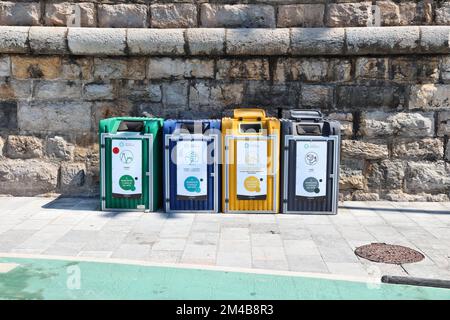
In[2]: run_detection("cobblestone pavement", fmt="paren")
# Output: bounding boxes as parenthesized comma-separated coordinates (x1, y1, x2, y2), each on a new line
(0, 197, 449, 280)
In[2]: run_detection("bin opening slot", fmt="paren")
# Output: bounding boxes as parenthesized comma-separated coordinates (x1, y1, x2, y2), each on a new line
(296, 124, 322, 135)
(177, 122, 210, 134)
(239, 123, 262, 134)
(118, 121, 144, 132)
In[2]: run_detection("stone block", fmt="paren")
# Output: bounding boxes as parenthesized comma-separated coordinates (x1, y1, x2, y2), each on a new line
(242, 82, 299, 109)
(405, 161, 450, 193)
(151, 4, 197, 28)
(436, 2, 450, 24)
(83, 82, 114, 101)
(162, 81, 188, 108)
(33, 80, 82, 100)
(92, 100, 132, 132)
(376, 1, 433, 26)
(409, 84, 450, 110)
(326, 2, 372, 27)
(124, 80, 162, 103)
(446, 141, 450, 161)
(0, 101, 17, 130)
(277, 4, 325, 27)
(0, 26, 30, 53)
(339, 168, 366, 191)
(68, 27, 126, 56)
(420, 26, 450, 54)
(217, 59, 269, 80)
(290, 28, 345, 55)
(17, 100, 92, 133)
(437, 111, 450, 137)
(327, 112, 353, 137)
(6, 135, 43, 159)
(11, 56, 61, 79)
(93, 57, 146, 80)
(226, 28, 289, 55)
(359, 111, 434, 138)
(300, 85, 333, 109)
(45, 2, 96, 27)
(392, 138, 444, 161)
(200, 4, 275, 28)
(186, 28, 225, 55)
(29, 27, 68, 55)
(61, 57, 93, 81)
(0, 54, 9, 76)
(60, 163, 86, 194)
(46, 136, 74, 161)
(341, 140, 389, 160)
(0, 79, 32, 100)
(336, 86, 403, 110)
(127, 29, 185, 56)
(98, 4, 148, 28)
(189, 81, 244, 109)
(0, 159, 58, 196)
(355, 57, 389, 79)
(346, 26, 420, 55)
(148, 58, 214, 80)
(0, 1, 40, 26)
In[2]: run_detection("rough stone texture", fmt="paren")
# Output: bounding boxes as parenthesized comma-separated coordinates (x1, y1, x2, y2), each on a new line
(290, 28, 345, 55)
(420, 26, 450, 54)
(127, 29, 185, 56)
(93, 57, 146, 80)
(11, 56, 61, 79)
(336, 85, 402, 110)
(161, 81, 188, 109)
(346, 26, 420, 55)
(226, 28, 289, 56)
(61, 57, 93, 81)
(0, 26, 29, 53)
(437, 111, 450, 137)
(377, 1, 433, 26)
(277, 4, 325, 28)
(148, 58, 214, 80)
(355, 57, 389, 79)
(60, 162, 86, 194)
(0, 54, 9, 76)
(217, 59, 269, 80)
(392, 138, 444, 161)
(405, 161, 450, 193)
(0, 158, 58, 196)
(341, 140, 389, 160)
(0, 1, 40, 26)
(385, 190, 449, 202)
(83, 82, 114, 101)
(6, 135, 43, 159)
(186, 28, 225, 55)
(98, 4, 148, 28)
(151, 4, 197, 28)
(200, 4, 275, 28)
(326, 2, 372, 27)
(0, 136, 3, 156)
(17, 100, 92, 133)
(68, 28, 126, 56)
(0, 79, 32, 100)
(391, 57, 439, 83)
(442, 56, 450, 83)
(340, 168, 366, 191)
(189, 82, 244, 111)
(275, 58, 351, 83)
(45, 2, 96, 27)
(409, 84, 450, 110)
(359, 112, 434, 138)
(300, 85, 333, 109)
(446, 141, 450, 161)
(327, 112, 353, 137)
(33, 80, 81, 100)
(436, 2, 450, 24)
(29, 27, 68, 55)
(46, 136, 74, 161)
(0, 101, 17, 130)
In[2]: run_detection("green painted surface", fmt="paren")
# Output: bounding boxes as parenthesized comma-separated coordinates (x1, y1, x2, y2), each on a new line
(99, 117, 163, 211)
(1, 257, 450, 300)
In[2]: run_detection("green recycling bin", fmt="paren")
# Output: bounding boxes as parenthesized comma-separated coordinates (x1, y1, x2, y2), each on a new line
(99, 117, 163, 211)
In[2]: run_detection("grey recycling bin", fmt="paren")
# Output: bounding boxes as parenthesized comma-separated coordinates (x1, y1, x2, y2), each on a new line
(280, 110, 340, 214)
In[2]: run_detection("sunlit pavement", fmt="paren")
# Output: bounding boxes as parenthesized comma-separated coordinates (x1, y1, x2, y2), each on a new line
(0, 197, 449, 281)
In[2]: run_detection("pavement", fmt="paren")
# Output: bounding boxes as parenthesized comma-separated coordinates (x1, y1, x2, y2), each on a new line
(0, 197, 449, 281)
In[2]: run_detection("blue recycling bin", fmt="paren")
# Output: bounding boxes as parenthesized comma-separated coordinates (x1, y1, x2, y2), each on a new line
(163, 120, 221, 213)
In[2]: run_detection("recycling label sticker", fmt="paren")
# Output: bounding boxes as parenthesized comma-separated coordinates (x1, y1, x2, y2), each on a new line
(236, 140, 268, 197)
(295, 140, 327, 197)
(111, 139, 142, 196)
(176, 140, 208, 197)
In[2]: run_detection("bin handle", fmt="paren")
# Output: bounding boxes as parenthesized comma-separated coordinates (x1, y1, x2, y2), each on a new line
(233, 108, 266, 120)
(289, 110, 323, 121)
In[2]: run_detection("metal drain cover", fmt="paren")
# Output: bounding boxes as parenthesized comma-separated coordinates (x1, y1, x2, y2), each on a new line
(355, 243, 425, 264)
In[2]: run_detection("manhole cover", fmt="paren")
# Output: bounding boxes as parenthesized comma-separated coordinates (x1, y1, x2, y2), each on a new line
(355, 243, 425, 264)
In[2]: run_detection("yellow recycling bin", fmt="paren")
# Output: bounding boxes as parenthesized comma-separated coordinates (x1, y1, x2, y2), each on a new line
(222, 108, 280, 213)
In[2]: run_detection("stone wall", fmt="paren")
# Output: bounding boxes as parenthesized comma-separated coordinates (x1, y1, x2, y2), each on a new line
(0, 1, 449, 28)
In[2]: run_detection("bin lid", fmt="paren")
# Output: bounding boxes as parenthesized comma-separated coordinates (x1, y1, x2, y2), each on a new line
(289, 110, 323, 122)
(233, 108, 266, 120)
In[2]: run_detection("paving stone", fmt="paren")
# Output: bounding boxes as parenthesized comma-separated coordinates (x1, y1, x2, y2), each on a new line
(112, 244, 151, 260)
(221, 227, 250, 240)
(148, 250, 182, 263)
(216, 251, 252, 268)
(286, 255, 329, 273)
(152, 238, 187, 251)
